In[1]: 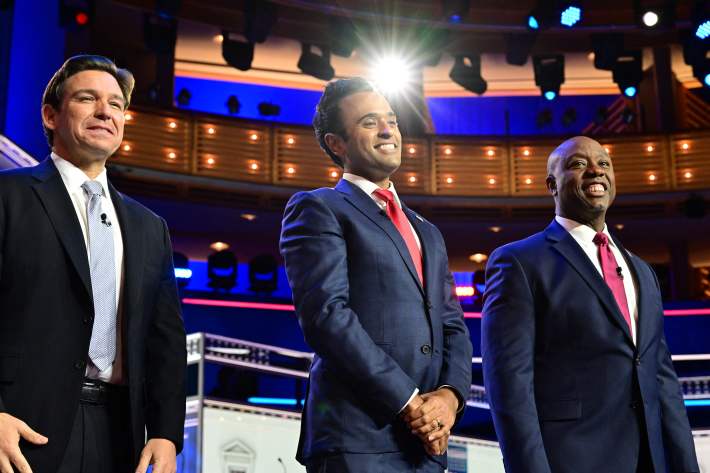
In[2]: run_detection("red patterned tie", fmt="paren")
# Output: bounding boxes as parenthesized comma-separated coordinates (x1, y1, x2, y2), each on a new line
(593, 232, 632, 331)
(373, 188, 424, 284)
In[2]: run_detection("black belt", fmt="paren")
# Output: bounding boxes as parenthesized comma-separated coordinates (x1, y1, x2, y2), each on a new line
(80, 378, 125, 405)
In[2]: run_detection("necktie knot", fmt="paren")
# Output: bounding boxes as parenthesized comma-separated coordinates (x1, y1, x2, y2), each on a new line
(372, 188, 395, 204)
(593, 232, 608, 247)
(82, 180, 104, 198)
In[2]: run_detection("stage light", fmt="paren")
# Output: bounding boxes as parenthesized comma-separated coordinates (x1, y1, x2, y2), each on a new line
(642, 11, 659, 27)
(244, 0, 277, 43)
(591, 33, 625, 71)
(371, 55, 414, 95)
(222, 31, 255, 71)
(443, 0, 470, 23)
(175, 88, 191, 107)
(691, 58, 710, 88)
(534, 54, 565, 99)
(328, 16, 357, 58)
(697, 20, 710, 40)
(258, 102, 281, 116)
(173, 252, 191, 289)
(208, 250, 238, 292)
(298, 43, 335, 81)
(449, 54, 487, 95)
(249, 254, 278, 295)
(612, 50, 642, 98)
(506, 33, 537, 66)
(527, 0, 555, 30)
(560, 5, 582, 27)
(226, 95, 241, 115)
(469, 253, 488, 263)
(59, 0, 91, 29)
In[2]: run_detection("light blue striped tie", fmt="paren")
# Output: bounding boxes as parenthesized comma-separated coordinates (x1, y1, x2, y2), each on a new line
(82, 180, 117, 371)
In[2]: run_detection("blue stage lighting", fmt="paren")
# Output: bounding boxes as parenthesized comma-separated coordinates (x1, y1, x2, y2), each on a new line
(248, 397, 300, 406)
(528, 15, 539, 29)
(705, 73, 710, 87)
(449, 14, 462, 23)
(685, 399, 710, 407)
(544, 90, 556, 100)
(560, 6, 581, 27)
(696, 20, 710, 39)
(624, 86, 637, 97)
(174, 267, 193, 279)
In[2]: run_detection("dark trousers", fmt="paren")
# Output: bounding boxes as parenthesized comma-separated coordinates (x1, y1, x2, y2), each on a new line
(57, 384, 133, 473)
(306, 451, 445, 473)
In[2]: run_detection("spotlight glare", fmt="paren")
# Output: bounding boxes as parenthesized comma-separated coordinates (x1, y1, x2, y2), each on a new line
(560, 6, 581, 27)
(528, 16, 539, 30)
(696, 21, 710, 40)
(371, 55, 413, 95)
(705, 73, 710, 87)
(642, 11, 659, 27)
(544, 91, 556, 100)
(624, 86, 637, 97)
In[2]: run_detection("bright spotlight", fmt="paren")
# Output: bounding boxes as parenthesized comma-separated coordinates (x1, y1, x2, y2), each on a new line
(544, 91, 557, 100)
(624, 86, 637, 97)
(697, 20, 710, 40)
(560, 5, 581, 27)
(528, 15, 539, 29)
(370, 56, 413, 95)
(642, 11, 659, 27)
(705, 73, 710, 87)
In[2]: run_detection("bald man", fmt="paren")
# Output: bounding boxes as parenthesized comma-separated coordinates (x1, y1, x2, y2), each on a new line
(482, 136, 698, 473)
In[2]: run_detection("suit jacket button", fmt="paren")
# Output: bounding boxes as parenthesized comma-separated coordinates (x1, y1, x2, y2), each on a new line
(83, 317, 91, 324)
(630, 402, 638, 409)
(635, 356, 641, 366)
(421, 344, 432, 355)
(74, 360, 85, 370)
(425, 300, 433, 310)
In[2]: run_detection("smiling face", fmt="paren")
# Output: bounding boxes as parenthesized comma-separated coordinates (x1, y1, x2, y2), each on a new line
(325, 91, 401, 187)
(546, 136, 616, 230)
(42, 70, 126, 174)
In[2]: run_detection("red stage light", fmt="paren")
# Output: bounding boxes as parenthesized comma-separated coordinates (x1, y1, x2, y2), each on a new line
(75, 11, 89, 25)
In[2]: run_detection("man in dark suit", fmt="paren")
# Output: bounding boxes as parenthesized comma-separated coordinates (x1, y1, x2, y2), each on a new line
(0, 55, 186, 473)
(482, 136, 698, 473)
(280, 78, 472, 472)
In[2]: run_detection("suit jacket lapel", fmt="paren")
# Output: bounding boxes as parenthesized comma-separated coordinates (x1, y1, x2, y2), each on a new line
(545, 220, 634, 345)
(108, 181, 144, 336)
(335, 180, 424, 297)
(31, 158, 92, 298)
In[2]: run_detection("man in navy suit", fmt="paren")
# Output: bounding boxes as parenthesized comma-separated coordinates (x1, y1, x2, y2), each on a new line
(280, 78, 472, 472)
(482, 136, 698, 473)
(0, 55, 185, 473)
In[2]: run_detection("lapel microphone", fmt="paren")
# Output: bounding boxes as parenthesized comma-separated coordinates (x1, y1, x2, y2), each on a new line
(616, 266, 623, 279)
(100, 213, 112, 227)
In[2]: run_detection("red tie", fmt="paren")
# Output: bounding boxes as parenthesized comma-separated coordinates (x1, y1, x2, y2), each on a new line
(373, 188, 424, 284)
(593, 232, 632, 332)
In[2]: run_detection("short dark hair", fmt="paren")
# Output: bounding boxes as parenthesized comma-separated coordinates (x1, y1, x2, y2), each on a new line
(42, 54, 135, 146)
(313, 77, 376, 167)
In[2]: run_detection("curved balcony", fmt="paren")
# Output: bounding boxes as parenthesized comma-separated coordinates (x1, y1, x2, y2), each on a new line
(112, 106, 710, 198)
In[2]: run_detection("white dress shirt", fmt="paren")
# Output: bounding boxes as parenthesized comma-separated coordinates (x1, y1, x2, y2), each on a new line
(51, 153, 124, 381)
(342, 173, 421, 250)
(555, 215, 639, 345)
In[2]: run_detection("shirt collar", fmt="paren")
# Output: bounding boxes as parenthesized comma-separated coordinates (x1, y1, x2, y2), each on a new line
(555, 215, 614, 247)
(342, 172, 403, 208)
(51, 152, 110, 197)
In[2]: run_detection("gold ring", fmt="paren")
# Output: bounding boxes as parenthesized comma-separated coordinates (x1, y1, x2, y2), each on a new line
(434, 419, 442, 430)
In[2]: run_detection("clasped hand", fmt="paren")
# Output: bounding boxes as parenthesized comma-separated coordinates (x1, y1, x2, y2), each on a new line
(401, 388, 458, 456)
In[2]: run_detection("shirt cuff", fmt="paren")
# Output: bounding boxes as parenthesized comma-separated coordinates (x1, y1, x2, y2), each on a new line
(397, 388, 419, 414)
(438, 385, 465, 413)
